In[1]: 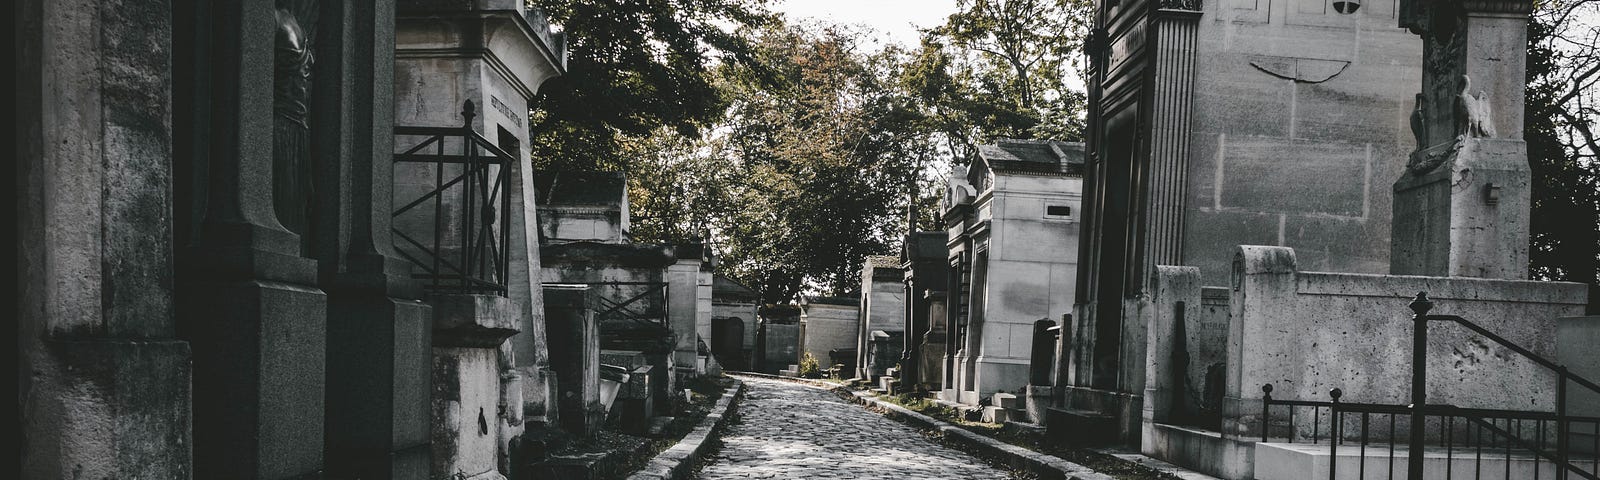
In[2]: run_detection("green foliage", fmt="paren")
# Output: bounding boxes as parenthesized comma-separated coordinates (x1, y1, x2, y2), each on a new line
(528, 0, 774, 172)
(906, 0, 1095, 163)
(798, 352, 822, 379)
(527, 1, 1094, 303)
(629, 23, 937, 301)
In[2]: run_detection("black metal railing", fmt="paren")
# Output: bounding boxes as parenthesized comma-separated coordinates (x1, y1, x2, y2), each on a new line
(1257, 293, 1600, 479)
(590, 281, 669, 329)
(1263, 385, 1600, 480)
(392, 100, 512, 295)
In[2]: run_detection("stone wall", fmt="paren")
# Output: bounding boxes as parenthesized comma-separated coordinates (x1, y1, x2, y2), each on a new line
(1182, 0, 1423, 280)
(18, 0, 194, 476)
(1557, 316, 1600, 418)
(1219, 246, 1587, 438)
(801, 302, 861, 367)
(762, 323, 801, 373)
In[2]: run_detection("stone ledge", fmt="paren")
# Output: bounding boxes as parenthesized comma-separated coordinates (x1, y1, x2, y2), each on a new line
(624, 379, 745, 480)
(836, 388, 1115, 480)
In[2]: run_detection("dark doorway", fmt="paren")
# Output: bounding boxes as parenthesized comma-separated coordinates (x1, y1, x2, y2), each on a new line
(1091, 107, 1138, 390)
(712, 317, 747, 370)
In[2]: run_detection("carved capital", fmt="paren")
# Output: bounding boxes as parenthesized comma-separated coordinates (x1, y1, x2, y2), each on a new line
(1461, 1, 1533, 15)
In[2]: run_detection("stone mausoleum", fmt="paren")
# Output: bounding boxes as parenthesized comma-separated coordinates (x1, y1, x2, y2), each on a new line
(856, 255, 908, 381)
(1053, 2, 1596, 480)
(1061, 0, 1428, 450)
(940, 138, 1085, 410)
(16, 0, 586, 478)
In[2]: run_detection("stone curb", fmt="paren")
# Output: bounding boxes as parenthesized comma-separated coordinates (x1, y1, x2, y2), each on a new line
(625, 379, 747, 480)
(835, 388, 1116, 480)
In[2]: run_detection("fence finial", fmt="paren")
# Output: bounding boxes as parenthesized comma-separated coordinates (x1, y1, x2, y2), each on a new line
(1408, 291, 1434, 316)
(462, 100, 477, 126)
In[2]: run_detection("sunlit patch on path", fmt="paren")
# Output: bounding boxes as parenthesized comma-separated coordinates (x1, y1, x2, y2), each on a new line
(694, 376, 1016, 479)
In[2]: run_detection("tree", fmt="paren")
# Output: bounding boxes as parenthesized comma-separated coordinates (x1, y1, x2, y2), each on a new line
(1527, 1, 1600, 308)
(625, 23, 934, 303)
(527, 0, 773, 172)
(905, 0, 1095, 164)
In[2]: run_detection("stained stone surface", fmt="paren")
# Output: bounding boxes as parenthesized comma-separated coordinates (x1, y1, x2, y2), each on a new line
(695, 377, 1016, 479)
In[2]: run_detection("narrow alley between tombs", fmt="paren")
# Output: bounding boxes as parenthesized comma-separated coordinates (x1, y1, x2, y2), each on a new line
(694, 376, 1021, 480)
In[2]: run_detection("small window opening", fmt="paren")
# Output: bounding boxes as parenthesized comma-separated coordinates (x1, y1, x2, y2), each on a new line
(1046, 205, 1073, 216)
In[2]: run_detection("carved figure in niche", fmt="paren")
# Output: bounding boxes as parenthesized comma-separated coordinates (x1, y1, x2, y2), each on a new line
(1454, 75, 1495, 138)
(1410, 93, 1428, 150)
(273, 5, 316, 242)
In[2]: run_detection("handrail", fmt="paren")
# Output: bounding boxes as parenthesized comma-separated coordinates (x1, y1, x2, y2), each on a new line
(1427, 314, 1600, 395)
(1408, 292, 1593, 480)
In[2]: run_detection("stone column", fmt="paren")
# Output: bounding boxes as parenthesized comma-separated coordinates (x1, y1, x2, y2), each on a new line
(901, 267, 922, 387)
(668, 253, 704, 378)
(545, 286, 603, 438)
(171, 1, 328, 477)
(1142, 4, 1202, 269)
(921, 291, 949, 390)
(1392, 1, 1533, 279)
(18, 0, 192, 476)
(316, 2, 436, 478)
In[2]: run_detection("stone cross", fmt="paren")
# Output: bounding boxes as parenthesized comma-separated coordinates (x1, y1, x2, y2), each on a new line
(1391, 0, 1533, 279)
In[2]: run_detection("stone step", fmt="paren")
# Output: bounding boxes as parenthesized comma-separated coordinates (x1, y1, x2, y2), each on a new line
(992, 392, 1022, 410)
(980, 405, 1010, 424)
(1045, 407, 1117, 446)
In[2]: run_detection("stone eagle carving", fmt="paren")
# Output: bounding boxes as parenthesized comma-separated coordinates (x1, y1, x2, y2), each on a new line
(1454, 75, 1495, 138)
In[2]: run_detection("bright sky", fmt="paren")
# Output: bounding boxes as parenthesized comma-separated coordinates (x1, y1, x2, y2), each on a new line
(770, 0, 960, 48)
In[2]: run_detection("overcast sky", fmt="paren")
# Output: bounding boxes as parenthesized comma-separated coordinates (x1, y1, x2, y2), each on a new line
(770, 0, 959, 48)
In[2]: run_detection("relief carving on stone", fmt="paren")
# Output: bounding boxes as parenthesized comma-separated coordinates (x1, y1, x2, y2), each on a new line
(273, 1, 317, 242)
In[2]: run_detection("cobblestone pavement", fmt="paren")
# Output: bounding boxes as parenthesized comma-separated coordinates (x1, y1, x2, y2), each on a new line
(694, 376, 1017, 479)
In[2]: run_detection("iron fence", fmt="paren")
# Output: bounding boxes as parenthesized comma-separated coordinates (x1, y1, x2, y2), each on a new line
(1257, 293, 1600, 479)
(392, 100, 512, 295)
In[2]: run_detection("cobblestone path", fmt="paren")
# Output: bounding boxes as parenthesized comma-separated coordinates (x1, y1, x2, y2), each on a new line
(694, 376, 1016, 479)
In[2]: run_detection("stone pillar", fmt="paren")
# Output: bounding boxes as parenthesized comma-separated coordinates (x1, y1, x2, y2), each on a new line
(1143, 5, 1202, 269)
(545, 286, 603, 438)
(170, 1, 329, 477)
(18, 0, 192, 476)
(392, 5, 565, 475)
(315, 1, 436, 478)
(430, 295, 520, 480)
(921, 292, 950, 390)
(1392, 1, 1533, 279)
(1221, 246, 1298, 441)
(901, 268, 922, 387)
(668, 254, 703, 378)
(697, 267, 716, 372)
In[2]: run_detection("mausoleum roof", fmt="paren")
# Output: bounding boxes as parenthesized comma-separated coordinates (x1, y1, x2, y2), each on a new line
(976, 138, 1085, 177)
(713, 274, 760, 301)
